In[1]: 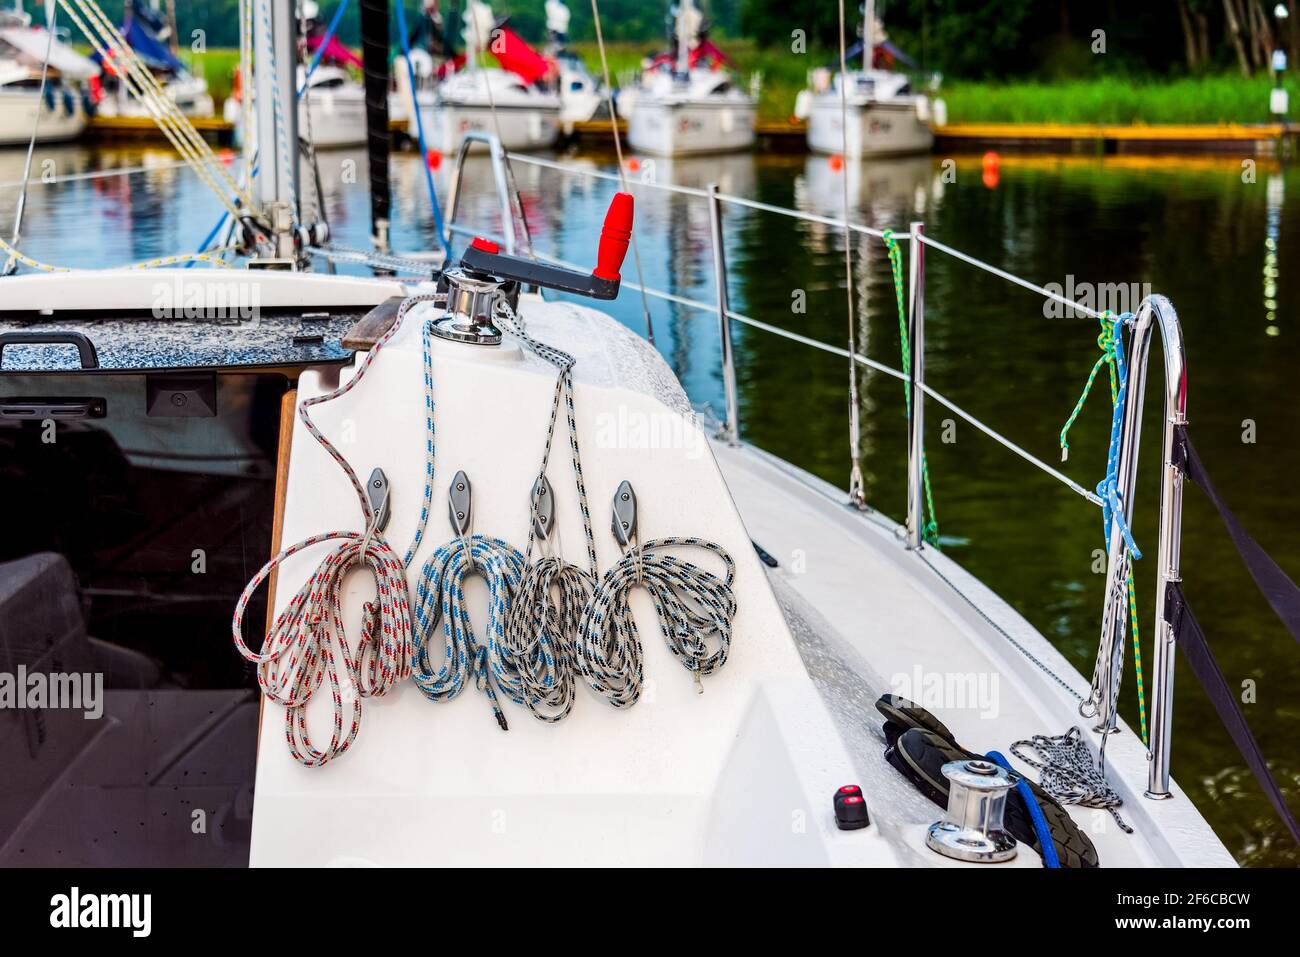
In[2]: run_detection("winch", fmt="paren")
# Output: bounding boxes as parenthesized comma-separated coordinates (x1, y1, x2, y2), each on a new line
(432, 192, 633, 346)
(926, 759, 1019, 863)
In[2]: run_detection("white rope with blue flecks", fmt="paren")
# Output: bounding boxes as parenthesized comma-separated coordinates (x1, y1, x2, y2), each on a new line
(411, 299, 598, 726)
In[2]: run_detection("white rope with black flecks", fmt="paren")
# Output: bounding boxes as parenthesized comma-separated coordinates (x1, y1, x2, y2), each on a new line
(1011, 727, 1133, 833)
(577, 537, 737, 708)
(411, 300, 598, 726)
(232, 294, 442, 767)
(495, 300, 600, 723)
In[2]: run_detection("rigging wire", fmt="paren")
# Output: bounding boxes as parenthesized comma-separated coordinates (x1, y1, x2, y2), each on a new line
(464, 2, 535, 259)
(836, 0, 866, 508)
(588, 0, 655, 344)
(2, 1, 57, 277)
(395, 0, 453, 259)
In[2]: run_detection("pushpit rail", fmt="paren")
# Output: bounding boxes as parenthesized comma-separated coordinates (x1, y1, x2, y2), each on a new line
(445, 140, 1188, 801)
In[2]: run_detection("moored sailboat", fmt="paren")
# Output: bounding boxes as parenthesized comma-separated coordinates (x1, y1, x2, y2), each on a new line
(622, 0, 757, 157)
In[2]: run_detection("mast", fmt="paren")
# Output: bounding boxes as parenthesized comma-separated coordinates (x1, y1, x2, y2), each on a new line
(862, 0, 874, 72)
(253, 0, 300, 262)
(675, 0, 692, 76)
(360, 0, 391, 256)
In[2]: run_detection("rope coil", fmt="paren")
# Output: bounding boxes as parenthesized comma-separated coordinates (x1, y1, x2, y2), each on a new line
(232, 295, 441, 767)
(1011, 728, 1133, 833)
(577, 537, 736, 708)
(412, 534, 526, 730)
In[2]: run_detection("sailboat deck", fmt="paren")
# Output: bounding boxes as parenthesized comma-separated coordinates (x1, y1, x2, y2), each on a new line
(710, 437, 1235, 868)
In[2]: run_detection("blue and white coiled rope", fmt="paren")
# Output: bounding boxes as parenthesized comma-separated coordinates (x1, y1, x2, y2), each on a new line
(411, 299, 597, 727)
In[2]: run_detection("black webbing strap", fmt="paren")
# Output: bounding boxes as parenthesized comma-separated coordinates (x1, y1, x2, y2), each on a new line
(1166, 584, 1300, 844)
(1167, 425, 1300, 843)
(1173, 426, 1300, 645)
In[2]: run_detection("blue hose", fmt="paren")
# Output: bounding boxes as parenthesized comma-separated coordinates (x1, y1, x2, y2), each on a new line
(986, 750, 1061, 868)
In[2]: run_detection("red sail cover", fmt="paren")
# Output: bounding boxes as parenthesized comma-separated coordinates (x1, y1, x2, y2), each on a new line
(490, 26, 550, 84)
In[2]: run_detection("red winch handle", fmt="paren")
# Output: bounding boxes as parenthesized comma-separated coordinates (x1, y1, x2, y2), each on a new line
(593, 192, 634, 282)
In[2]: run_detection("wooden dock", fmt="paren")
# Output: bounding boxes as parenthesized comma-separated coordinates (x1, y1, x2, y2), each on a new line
(83, 112, 1297, 156)
(934, 121, 1297, 154)
(86, 114, 237, 145)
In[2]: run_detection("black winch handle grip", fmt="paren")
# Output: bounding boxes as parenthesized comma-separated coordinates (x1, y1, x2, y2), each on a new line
(458, 192, 634, 301)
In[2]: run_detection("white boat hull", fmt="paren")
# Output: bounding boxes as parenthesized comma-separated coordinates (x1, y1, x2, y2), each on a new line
(0, 89, 86, 146)
(807, 96, 933, 157)
(411, 96, 561, 153)
(300, 86, 369, 148)
(626, 96, 756, 156)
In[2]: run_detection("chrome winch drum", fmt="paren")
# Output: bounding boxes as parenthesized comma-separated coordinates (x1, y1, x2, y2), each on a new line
(431, 267, 507, 345)
(926, 759, 1019, 863)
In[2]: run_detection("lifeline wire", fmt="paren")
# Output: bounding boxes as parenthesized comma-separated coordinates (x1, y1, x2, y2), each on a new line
(233, 294, 442, 766)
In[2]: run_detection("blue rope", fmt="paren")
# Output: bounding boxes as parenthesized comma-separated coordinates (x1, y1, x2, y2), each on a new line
(412, 535, 527, 730)
(1096, 313, 1141, 559)
(395, 0, 453, 258)
(986, 750, 1060, 869)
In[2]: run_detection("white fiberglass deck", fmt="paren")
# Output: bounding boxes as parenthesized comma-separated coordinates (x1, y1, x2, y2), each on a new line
(712, 438, 1234, 867)
(249, 292, 1231, 867)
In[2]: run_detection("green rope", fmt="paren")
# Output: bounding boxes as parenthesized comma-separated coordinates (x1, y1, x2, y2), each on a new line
(882, 229, 939, 546)
(1060, 312, 1147, 745)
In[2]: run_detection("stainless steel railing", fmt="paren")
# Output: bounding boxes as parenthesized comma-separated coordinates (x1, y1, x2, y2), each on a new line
(450, 137, 1187, 801)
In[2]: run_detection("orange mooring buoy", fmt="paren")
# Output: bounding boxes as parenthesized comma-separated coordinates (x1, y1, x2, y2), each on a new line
(829, 154, 844, 171)
(982, 150, 1000, 189)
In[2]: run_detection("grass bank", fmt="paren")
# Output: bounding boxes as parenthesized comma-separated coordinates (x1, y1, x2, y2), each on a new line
(939, 74, 1294, 125)
(184, 45, 1294, 128)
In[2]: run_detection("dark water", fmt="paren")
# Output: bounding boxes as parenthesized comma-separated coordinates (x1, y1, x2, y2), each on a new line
(2, 144, 1296, 866)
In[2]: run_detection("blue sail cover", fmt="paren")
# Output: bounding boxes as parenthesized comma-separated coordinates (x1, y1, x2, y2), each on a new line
(122, 11, 184, 72)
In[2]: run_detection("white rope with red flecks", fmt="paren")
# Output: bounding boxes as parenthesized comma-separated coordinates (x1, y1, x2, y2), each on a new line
(232, 294, 442, 767)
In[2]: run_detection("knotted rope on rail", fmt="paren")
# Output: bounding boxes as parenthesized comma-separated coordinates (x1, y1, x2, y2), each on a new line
(232, 295, 441, 766)
(1059, 311, 1147, 744)
(882, 229, 939, 546)
(1011, 727, 1132, 833)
